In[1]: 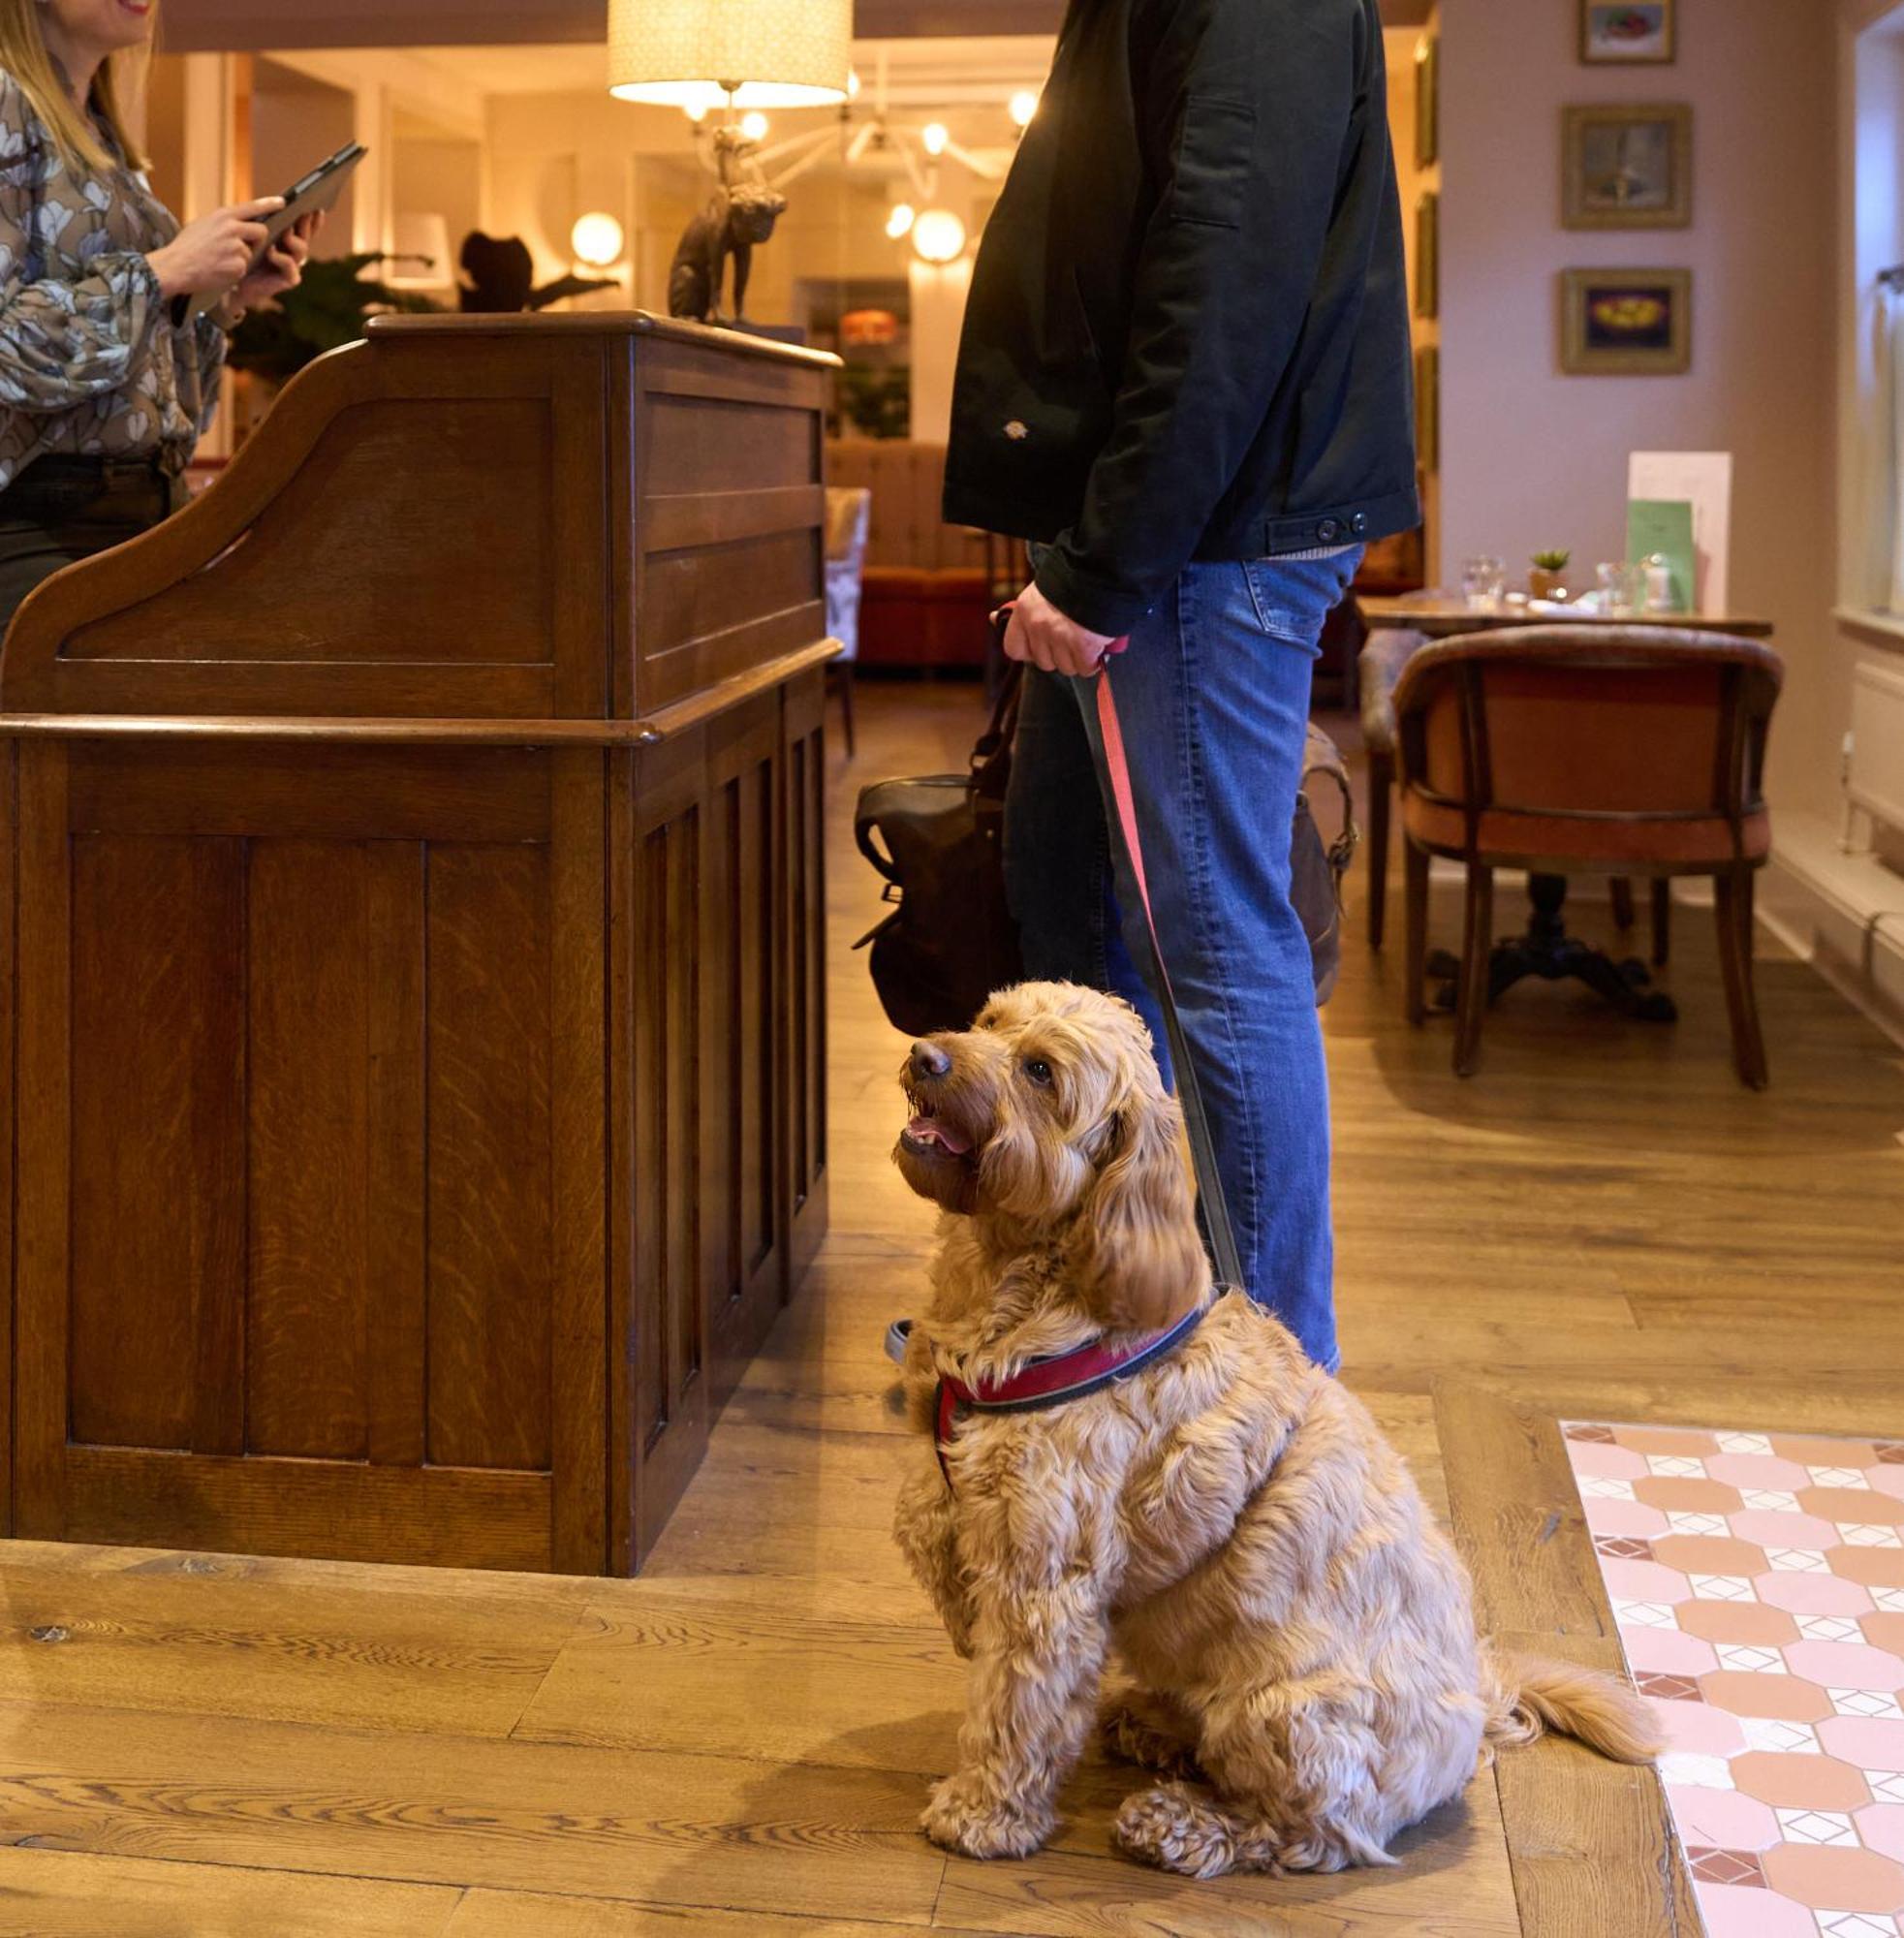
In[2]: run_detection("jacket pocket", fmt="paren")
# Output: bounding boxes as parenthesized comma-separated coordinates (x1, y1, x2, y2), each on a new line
(1170, 96, 1256, 231)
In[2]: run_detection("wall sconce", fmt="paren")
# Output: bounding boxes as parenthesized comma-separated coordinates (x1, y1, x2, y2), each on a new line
(385, 211, 453, 289)
(911, 207, 967, 266)
(570, 211, 626, 270)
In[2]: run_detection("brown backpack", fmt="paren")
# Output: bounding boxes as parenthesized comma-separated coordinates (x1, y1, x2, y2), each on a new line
(854, 669, 1357, 1036)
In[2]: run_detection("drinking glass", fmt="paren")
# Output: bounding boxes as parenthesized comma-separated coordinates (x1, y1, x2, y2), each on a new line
(1596, 562, 1648, 615)
(1462, 556, 1507, 612)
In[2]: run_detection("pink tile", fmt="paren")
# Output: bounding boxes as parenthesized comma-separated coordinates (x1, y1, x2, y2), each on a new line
(1583, 1495, 1672, 1539)
(1654, 1695, 1748, 1759)
(1689, 1881, 1819, 1937)
(1602, 1557, 1694, 1605)
(1818, 1716, 1904, 1771)
(1732, 1510, 1843, 1550)
(1857, 1801, 1904, 1862)
(1757, 1573, 1877, 1618)
(1708, 1454, 1816, 1492)
(1784, 1640, 1904, 1692)
(1671, 1787, 1782, 1852)
(1569, 1441, 1652, 1481)
(1869, 1467, 1904, 1505)
(1623, 1626, 1720, 1675)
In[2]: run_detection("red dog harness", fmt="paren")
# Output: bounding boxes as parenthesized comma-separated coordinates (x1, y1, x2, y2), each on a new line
(934, 1304, 1206, 1485)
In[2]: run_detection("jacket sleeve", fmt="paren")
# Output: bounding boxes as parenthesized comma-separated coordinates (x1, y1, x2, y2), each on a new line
(1034, 0, 1361, 638)
(0, 83, 167, 415)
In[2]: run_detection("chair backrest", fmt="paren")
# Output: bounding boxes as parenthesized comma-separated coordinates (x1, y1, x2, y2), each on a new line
(826, 441, 988, 572)
(824, 485, 871, 569)
(1391, 625, 1784, 823)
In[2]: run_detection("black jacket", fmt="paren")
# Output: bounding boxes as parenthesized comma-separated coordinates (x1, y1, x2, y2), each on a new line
(943, 0, 1416, 637)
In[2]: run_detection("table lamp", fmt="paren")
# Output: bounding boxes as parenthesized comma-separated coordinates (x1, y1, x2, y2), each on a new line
(608, 0, 853, 114)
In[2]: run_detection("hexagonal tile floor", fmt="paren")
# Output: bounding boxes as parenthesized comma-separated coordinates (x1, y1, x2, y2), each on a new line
(1565, 1422, 1904, 1938)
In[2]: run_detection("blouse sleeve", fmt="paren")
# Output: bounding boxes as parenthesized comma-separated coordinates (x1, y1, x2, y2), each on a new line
(188, 308, 226, 435)
(0, 79, 166, 414)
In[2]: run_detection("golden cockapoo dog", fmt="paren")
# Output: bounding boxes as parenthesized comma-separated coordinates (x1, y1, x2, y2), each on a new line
(891, 982, 1657, 1878)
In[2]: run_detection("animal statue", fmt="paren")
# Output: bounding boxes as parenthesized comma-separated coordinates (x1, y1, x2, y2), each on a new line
(667, 181, 788, 325)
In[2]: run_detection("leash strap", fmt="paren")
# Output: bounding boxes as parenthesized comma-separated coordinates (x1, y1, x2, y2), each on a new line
(1077, 664, 1247, 1296)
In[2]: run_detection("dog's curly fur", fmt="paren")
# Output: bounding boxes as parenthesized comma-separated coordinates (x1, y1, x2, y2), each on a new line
(891, 982, 1658, 1876)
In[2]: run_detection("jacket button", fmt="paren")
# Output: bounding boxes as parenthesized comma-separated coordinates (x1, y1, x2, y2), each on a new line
(1352, 514, 1368, 536)
(1318, 518, 1342, 542)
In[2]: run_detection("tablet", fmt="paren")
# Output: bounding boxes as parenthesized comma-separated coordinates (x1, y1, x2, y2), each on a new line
(185, 141, 368, 319)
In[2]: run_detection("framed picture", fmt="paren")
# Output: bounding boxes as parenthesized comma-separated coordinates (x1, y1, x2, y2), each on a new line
(1560, 268, 1692, 376)
(1563, 105, 1692, 229)
(1415, 190, 1439, 319)
(1580, 1, 1675, 65)
(1415, 37, 1439, 169)
(1415, 343, 1440, 471)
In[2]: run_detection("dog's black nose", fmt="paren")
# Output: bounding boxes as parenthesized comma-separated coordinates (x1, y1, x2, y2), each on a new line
(910, 1040, 952, 1080)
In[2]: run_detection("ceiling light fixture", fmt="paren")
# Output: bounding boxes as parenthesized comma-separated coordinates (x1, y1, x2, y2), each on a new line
(911, 207, 967, 266)
(607, 0, 852, 109)
(921, 121, 950, 157)
(1009, 90, 1039, 130)
(886, 202, 917, 240)
(740, 109, 770, 141)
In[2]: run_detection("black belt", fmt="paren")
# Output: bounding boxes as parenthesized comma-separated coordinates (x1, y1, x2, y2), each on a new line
(0, 453, 173, 517)
(12, 453, 169, 486)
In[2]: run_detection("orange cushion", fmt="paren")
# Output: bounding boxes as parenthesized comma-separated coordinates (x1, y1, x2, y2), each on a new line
(1400, 793, 1770, 869)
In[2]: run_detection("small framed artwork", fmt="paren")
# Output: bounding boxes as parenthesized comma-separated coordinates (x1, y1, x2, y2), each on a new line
(1580, 1, 1675, 65)
(1415, 191, 1439, 319)
(1563, 105, 1692, 229)
(1415, 37, 1439, 169)
(1415, 343, 1440, 470)
(1560, 268, 1692, 376)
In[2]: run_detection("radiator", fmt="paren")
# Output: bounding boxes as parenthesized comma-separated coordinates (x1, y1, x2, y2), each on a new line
(1850, 661, 1904, 836)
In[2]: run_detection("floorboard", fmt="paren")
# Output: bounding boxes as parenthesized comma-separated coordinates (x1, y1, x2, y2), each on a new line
(3, 681, 1898, 1934)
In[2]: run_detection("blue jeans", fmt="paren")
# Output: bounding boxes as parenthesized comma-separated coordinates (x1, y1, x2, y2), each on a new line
(1002, 550, 1360, 1371)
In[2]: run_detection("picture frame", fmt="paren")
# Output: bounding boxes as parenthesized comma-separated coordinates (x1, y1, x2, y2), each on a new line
(1415, 190, 1439, 320)
(1580, 1, 1675, 66)
(1415, 342, 1440, 470)
(1563, 104, 1692, 229)
(1415, 37, 1439, 169)
(1559, 267, 1692, 376)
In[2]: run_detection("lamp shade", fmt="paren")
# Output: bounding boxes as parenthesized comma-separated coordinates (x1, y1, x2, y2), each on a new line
(608, 0, 852, 110)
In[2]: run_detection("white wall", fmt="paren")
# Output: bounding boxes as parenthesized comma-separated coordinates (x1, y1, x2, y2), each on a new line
(1438, 0, 1837, 815)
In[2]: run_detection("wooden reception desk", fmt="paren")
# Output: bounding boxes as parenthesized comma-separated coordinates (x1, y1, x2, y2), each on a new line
(0, 313, 835, 1574)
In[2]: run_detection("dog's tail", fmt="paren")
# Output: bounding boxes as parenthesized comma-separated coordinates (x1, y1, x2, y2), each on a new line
(1483, 1647, 1661, 1766)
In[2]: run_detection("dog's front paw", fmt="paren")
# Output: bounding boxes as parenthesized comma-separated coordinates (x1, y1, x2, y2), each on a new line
(921, 1773, 1054, 1860)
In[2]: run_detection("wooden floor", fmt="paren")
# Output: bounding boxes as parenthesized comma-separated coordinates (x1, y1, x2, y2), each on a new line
(3, 680, 1901, 1936)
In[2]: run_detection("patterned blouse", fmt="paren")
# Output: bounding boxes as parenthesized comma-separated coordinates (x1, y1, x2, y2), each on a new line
(0, 67, 225, 493)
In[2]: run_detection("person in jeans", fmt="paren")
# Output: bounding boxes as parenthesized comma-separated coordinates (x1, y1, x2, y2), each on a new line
(942, 0, 1417, 1372)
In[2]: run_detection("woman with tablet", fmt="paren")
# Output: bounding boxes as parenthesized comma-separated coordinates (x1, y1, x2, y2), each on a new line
(0, 0, 320, 626)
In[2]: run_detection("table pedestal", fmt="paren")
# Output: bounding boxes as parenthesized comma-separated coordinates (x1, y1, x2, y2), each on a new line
(1427, 875, 1677, 1022)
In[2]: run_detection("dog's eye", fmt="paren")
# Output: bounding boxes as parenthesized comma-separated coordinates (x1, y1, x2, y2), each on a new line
(1022, 1057, 1054, 1087)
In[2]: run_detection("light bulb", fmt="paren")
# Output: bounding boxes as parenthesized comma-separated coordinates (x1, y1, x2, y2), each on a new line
(570, 211, 625, 268)
(1009, 91, 1039, 130)
(911, 207, 966, 265)
(740, 110, 770, 142)
(847, 68, 861, 100)
(921, 121, 949, 157)
(683, 99, 709, 125)
(886, 202, 917, 240)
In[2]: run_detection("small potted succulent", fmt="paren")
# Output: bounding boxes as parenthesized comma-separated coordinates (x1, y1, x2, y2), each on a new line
(1528, 549, 1572, 602)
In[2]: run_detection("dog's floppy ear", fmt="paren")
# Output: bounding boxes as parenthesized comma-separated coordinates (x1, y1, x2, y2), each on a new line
(1066, 1087, 1208, 1334)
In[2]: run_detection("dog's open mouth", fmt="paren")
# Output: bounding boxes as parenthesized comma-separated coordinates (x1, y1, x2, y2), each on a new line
(900, 1091, 978, 1163)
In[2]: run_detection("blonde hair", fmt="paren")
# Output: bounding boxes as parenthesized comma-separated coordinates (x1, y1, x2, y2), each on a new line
(0, 0, 152, 176)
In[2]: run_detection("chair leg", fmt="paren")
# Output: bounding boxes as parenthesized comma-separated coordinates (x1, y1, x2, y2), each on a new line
(1713, 867, 1768, 1090)
(1367, 748, 1393, 950)
(1404, 837, 1430, 1027)
(1651, 878, 1671, 968)
(835, 663, 857, 759)
(1610, 877, 1636, 930)
(1454, 862, 1493, 1078)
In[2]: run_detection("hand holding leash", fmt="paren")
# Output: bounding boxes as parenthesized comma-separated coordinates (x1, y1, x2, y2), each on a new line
(996, 585, 1126, 676)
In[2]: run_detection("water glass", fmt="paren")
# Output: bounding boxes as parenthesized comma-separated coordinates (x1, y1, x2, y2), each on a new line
(1596, 562, 1648, 615)
(1462, 556, 1507, 612)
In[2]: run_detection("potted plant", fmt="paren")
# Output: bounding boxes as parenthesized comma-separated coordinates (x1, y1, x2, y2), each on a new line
(1528, 549, 1572, 602)
(225, 253, 443, 444)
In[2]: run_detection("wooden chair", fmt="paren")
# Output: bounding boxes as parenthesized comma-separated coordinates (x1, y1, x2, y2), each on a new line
(1392, 626, 1784, 1087)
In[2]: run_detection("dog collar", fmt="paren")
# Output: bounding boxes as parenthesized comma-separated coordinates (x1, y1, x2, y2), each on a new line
(933, 1303, 1207, 1485)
